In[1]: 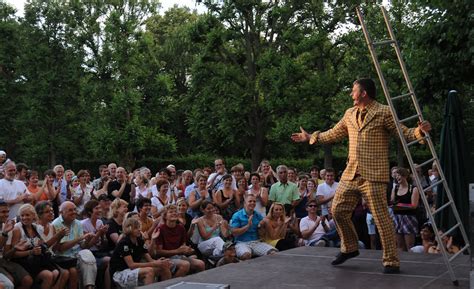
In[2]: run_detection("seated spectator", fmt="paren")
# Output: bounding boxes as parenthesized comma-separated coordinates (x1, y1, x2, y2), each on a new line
(176, 198, 194, 237)
(188, 174, 212, 218)
(214, 174, 240, 221)
(410, 222, 435, 253)
(247, 173, 268, 216)
(428, 229, 461, 254)
(299, 199, 326, 246)
(196, 201, 231, 258)
(53, 201, 99, 289)
(151, 179, 173, 219)
(34, 201, 71, 288)
(26, 170, 40, 201)
(0, 161, 33, 220)
(151, 204, 205, 277)
(307, 178, 317, 200)
(109, 218, 172, 288)
(236, 177, 248, 208)
(0, 200, 33, 289)
(390, 167, 420, 251)
(73, 170, 94, 216)
(106, 199, 128, 252)
(98, 194, 112, 222)
(257, 160, 278, 189)
(136, 198, 154, 242)
(9, 204, 63, 289)
(230, 194, 277, 260)
(315, 168, 338, 216)
(216, 242, 240, 267)
(81, 200, 111, 289)
(259, 203, 297, 251)
(287, 167, 298, 184)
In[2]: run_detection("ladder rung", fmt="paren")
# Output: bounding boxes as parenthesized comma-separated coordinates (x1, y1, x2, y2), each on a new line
(449, 244, 470, 262)
(399, 114, 420, 123)
(407, 135, 428, 147)
(423, 179, 443, 192)
(415, 157, 436, 170)
(441, 223, 460, 239)
(433, 200, 453, 216)
(391, 92, 413, 101)
(373, 39, 396, 46)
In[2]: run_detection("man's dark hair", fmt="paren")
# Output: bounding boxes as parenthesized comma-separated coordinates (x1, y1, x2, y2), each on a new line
(159, 168, 171, 177)
(325, 167, 335, 174)
(99, 164, 107, 172)
(310, 165, 320, 172)
(354, 78, 376, 99)
(136, 197, 151, 212)
(16, 163, 29, 172)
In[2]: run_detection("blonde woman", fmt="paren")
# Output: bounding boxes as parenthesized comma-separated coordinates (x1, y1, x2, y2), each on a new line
(258, 203, 296, 251)
(105, 199, 128, 252)
(7, 204, 68, 289)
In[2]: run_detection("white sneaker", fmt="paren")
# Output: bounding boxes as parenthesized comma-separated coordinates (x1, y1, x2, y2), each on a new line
(315, 239, 326, 247)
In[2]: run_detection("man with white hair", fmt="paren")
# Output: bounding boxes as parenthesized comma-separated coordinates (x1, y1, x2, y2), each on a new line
(0, 161, 32, 219)
(53, 201, 99, 289)
(53, 164, 69, 203)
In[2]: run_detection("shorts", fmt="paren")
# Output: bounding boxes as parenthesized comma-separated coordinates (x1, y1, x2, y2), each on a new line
(235, 241, 277, 258)
(0, 258, 29, 285)
(112, 268, 140, 289)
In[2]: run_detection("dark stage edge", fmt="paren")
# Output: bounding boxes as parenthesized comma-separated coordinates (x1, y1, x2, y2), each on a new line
(139, 246, 470, 289)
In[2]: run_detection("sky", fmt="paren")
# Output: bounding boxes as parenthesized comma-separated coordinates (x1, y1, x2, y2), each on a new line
(4, 0, 208, 16)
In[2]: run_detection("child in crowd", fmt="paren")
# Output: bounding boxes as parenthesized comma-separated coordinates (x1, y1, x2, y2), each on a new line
(216, 242, 240, 267)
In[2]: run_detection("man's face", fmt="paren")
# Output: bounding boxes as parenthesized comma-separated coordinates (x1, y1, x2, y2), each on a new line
(55, 167, 65, 179)
(100, 168, 110, 178)
(4, 164, 16, 180)
(278, 169, 288, 183)
(245, 196, 256, 211)
(165, 208, 178, 222)
(0, 206, 9, 222)
(306, 202, 318, 213)
(116, 168, 126, 180)
(351, 83, 366, 106)
(140, 203, 151, 214)
(214, 160, 225, 174)
(159, 172, 169, 181)
(325, 172, 335, 185)
(287, 170, 296, 182)
(62, 205, 78, 223)
(168, 167, 176, 181)
(108, 164, 117, 177)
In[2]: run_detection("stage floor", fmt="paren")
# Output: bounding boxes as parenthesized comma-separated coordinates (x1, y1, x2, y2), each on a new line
(139, 246, 470, 289)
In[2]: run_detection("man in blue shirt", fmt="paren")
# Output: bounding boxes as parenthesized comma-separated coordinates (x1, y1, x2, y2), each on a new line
(230, 194, 277, 260)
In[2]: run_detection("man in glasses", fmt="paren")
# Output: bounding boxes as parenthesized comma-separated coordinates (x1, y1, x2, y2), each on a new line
(299, 199, 327, 246)
(207, 159, 236, 195)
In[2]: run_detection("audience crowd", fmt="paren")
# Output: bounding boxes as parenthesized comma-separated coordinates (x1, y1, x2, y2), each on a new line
(0, 149, 462, 288)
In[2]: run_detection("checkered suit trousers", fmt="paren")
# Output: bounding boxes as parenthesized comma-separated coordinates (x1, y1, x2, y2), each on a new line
(331, 177, 399, 267)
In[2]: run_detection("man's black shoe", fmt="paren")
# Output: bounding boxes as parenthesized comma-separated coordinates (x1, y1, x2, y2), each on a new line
(383, 266, 400, 274)
(331, 251, 360, 265)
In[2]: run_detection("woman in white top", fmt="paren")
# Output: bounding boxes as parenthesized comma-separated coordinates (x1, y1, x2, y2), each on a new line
(151, 179, 173, 219)
(35, 201, 72, 289)
(247, 173, 268, 216)
(135, 173, 152, 200)
(73, 170, 94, 216)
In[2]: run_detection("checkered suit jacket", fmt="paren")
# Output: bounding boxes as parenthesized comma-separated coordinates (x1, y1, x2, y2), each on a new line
(311, 101, 423, 183)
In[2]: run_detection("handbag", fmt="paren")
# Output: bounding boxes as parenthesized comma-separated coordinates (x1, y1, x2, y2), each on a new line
(51, 255, 78, 269)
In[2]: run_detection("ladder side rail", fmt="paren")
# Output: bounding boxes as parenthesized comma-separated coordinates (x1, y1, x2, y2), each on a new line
(380, 6, 470, 251)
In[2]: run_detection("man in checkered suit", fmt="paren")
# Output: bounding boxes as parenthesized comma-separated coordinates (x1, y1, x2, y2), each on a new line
(291, 78, 431, 273)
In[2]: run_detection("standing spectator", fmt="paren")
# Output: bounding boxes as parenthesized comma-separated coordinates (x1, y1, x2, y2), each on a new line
(151, 204, 205, 276)
(207, 159, 236, 195)
(108, 167, 135, 212)
(257, 160, 278, 189)
(230, 194, 277, 260)
(230, 164, 244, 180)
(0, 161, 32, 220)
(108, 163, 117, 181)
(0, 151, 8, 179)
(181, 170, 195, 199)
(109, 217, 172, 288)
(236, 177, 248, 208)
(53, 201, 98, 289)
(92, 165, 109, 191)
(36, 170, 60, 205)
(247, 173, 268, 216)
(269, 165, 300, 216)
(73, 170, 94, 215)
(135, 173, 152, 200)
(309, 166, 323, 185)
(15, 163, 29, 185)
(316, 168, 338, 216)
(391, 167, 420, 251)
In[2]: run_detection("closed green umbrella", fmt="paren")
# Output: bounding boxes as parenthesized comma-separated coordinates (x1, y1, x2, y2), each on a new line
(437, 90, 469, 233)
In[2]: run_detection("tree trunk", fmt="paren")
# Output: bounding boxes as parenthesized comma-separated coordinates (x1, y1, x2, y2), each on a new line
(121, 149, 135, 172)
(250, 120, 265, 171)
(323, 144, 333, 169)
